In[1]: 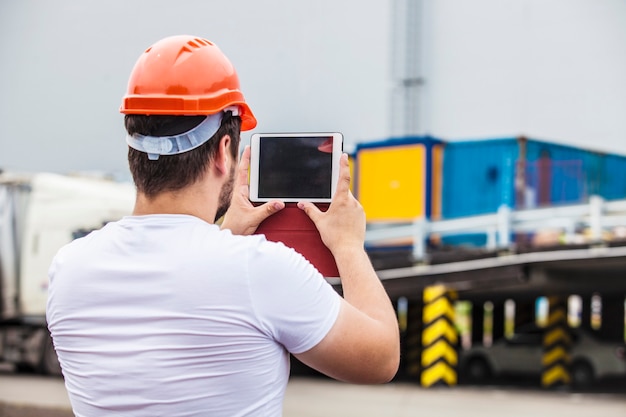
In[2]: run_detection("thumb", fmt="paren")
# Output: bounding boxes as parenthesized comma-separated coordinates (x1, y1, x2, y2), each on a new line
(253, 200, 285, 224)
(297, 201, 323, 224)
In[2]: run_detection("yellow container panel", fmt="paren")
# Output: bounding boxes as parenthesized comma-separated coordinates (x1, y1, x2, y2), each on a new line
(357, 144, 426, 222)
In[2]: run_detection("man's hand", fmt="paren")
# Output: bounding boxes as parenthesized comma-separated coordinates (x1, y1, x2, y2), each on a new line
(297, 153, 365, 255)
(221, 145, 284, 235)
(295, 153, 400, 383)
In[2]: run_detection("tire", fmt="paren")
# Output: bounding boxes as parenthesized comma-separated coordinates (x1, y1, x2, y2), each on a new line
(14, 362, 37, 374)
(39, 333, 62, 377)
(464, 357, 492, 383)
(571, 361, 594, 388)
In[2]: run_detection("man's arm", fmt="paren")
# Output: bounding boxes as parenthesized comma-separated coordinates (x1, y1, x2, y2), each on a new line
(295, 153, 400, 384)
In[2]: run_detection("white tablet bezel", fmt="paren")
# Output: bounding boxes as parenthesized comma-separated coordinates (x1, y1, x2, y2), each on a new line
(249, 132, 343, 203)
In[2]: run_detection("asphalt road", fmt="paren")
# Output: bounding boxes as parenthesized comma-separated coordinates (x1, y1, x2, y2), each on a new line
(1, 369, 625, 417)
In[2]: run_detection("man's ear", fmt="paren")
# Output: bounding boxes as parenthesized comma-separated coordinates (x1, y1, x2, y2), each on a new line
(214, 134, 232, 175)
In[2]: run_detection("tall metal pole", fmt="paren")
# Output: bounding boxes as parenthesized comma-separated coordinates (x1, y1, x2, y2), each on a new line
(391, 0, 424, 137)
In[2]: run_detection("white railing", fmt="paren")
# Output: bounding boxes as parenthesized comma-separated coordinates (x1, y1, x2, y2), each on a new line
(365, 196, 626, 261)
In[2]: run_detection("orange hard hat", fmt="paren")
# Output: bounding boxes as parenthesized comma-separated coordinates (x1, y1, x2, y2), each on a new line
(120, 35, 257, 131)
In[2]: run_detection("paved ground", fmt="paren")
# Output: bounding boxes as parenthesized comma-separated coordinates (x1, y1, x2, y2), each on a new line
(1, 371, 625, 417)
(285, 377, 626, 417)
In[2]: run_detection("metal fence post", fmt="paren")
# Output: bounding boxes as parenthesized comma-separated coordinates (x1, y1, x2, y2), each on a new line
(497, 205, 512, 248)
(412, 218, 427, 261)
(589, 195, 604, 243)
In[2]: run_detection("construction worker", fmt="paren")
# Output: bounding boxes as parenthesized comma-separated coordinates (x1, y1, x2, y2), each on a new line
(46, 35, 399, 416)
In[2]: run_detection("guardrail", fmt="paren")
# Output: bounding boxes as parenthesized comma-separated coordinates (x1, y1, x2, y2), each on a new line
(365, 196, 626, 261)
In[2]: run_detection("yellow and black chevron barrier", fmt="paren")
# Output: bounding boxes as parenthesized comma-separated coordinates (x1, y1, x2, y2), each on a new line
(542, 296, 572, 388)
(421, 284, 457, 387)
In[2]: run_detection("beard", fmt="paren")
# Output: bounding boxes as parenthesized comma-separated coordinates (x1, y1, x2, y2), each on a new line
(215, 165, 236, 221)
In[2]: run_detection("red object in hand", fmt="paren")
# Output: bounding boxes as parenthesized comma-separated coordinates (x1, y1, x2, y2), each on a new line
(255, 203, 339, 277)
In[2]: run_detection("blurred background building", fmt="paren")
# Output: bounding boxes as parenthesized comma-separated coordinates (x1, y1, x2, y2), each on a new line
(1, 0, 625, 175)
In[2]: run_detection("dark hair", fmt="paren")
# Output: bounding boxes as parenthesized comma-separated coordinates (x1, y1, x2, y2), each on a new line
(125, 112, 241, 198)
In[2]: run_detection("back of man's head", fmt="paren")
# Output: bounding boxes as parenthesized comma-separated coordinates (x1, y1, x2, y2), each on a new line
(119, 35, 256, 197)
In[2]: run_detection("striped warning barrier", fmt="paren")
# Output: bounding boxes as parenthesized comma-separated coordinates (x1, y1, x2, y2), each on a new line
(421, 285, 457, 387)
(542, 296, 572, 388)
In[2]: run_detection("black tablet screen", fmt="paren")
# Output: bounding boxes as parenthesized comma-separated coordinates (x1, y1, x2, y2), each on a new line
(258, 136, 333, 199)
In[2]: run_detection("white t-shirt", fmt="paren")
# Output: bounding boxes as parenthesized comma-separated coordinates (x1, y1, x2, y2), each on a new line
(46, 214, 341, 417)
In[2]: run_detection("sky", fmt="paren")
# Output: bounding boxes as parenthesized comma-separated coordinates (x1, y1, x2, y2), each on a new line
(1, 0, 625, 178)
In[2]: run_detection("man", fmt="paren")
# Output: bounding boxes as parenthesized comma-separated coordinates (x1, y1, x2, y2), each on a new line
(47, 35, 399, 416)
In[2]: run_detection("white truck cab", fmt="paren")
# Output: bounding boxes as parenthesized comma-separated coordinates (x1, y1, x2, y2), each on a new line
(0, 171, 134, 375)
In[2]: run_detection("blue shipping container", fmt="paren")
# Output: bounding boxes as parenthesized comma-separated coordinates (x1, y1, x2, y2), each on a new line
(442, 137, 626, 219)
(600, 154, 626, 200)
(442, 138, 518, 218)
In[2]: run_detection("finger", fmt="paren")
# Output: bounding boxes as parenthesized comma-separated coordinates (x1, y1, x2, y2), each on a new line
(333, 153, 352, 197)
(298, 201, 323, 224)
(252, 200, 285, 224)
(267, 200, 285, 213)
(237, 145, 252, 187)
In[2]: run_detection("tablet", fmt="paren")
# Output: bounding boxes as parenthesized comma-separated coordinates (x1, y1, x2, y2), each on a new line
(249, 132, 343, 203)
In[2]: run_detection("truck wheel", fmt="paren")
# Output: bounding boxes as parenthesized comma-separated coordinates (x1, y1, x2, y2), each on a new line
(39, 334, 62, 376)
(14, 362, 36, 373)
(464, 357, 492, 383)
(571, 360, 594, 388)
